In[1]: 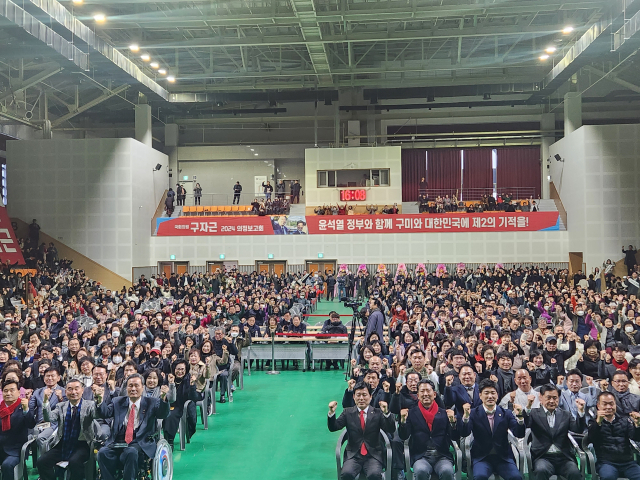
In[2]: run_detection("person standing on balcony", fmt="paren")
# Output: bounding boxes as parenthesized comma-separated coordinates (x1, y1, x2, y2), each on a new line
(193, 183, 202, 206)
(233, 182, 242, 205)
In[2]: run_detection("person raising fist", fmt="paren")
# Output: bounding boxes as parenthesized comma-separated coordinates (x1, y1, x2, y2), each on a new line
(398, 379, 459, 480)
(327, 382, 396, 480)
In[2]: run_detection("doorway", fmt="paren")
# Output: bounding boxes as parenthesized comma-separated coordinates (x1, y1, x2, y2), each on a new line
(569, 252, 583, 279)
(256, 260, 287, 275)
(306, 260, 337, 275)
(157, 261, 190, 276)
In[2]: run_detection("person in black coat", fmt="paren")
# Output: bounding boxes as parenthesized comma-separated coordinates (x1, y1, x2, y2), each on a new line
(0, 379, 35, 480)
(160, 361, 201, 449)
(399, 379, 458, 480)
(444, 364, 481, 416)
(458, 379, 525, 480)
(586, 391, 640, 480)
(524, 384, 586, 480)
(342, 371, 390, 409)
(328, 382, 396, 480)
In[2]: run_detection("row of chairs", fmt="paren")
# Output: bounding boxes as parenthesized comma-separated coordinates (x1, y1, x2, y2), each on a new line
(182, 205, 253, 216)
(337, 423, 620, 480)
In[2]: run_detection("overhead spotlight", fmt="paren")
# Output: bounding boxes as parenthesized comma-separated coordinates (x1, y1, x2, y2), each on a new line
(427, 93, 435, 103)
(562, 26, 574, 34)
(129, 44, 139, 52)
(150, 62, 159, 69)
(554, 154, 564, 162)
(539, 54, 550, 61)
(154, 163, 162, 171)
(250, 149, 255, 151)
(269, 100, 277, 107)
(93, 13, 106, 22)
(324, 97, 332, 106)
(158, 69, 167, 75)
(72, 0, 82, 4)
(254, 153, 259, 156)
(166, 76, 176, 83)
(483, 93, 491, 100)
(545, 46, 557, 54)
(140, 54, 150, 62)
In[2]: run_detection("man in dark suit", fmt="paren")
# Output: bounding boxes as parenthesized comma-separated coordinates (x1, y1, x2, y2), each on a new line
(328, 382, 396, 480)
(399, 379, 458, 480)
(37, 379, 98, 480)
(0, 379, 35, 480)
(458, 379, 525, 480)
(524, 384, 586, 480)
(444, 364, 481, 416)
(94, 373, 170, 480)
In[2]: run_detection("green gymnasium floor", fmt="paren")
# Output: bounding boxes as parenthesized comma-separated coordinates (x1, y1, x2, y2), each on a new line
(173, 297, 352, 480)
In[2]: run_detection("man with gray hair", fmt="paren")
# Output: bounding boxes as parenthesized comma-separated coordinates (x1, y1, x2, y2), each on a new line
(95, 374, 170, 480)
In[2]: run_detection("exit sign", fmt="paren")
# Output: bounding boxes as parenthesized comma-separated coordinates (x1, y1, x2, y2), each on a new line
(170, 255, 176, 260)
(268, 254, 274, 259)
(318, 253, 324, 258)
(219, 254, 225, 260)
(182, 175, 188, 181)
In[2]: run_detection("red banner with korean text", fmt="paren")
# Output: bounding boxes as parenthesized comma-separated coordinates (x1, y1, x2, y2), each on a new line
(0, 208, 25, 264)
(307, 212, 559, 234)
(156, 212, 559, 236)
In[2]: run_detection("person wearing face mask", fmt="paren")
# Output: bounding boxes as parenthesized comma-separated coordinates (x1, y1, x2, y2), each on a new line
(390, 304, 407, 331)
(141, 349, 171, 375)
(615, 321, 640, 353)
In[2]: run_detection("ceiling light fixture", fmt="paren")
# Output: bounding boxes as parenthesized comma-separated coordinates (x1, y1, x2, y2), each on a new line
(158, 69, 166, 75)
(562, 26, 574, 34)
(140, 54, 150, 62)
(545, 46, 557, 54)
(254, 153, 259, 156)
(539, 54, 550, 61)
(150, 62, 159, 69)
(166, 76, 176, 83)
(72, 0, 83, 4)
(250, 149, 255, 151)
(129, 44, 139, 52)
(93, 13, 106, 22)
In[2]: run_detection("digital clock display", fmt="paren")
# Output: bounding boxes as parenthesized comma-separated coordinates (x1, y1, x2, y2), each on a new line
(339, 189, 367, 201)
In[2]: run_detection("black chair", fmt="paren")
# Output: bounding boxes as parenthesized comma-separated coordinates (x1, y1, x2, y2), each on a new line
(335, 429, 392, 480)
(403, 439, 463, 480)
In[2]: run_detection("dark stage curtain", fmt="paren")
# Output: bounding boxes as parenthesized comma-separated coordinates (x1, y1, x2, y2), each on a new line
(496, 146, 541, 198)
(426, 149, 461, 195)
(401, 149, 427, 202)
(462, 148, 493, 200)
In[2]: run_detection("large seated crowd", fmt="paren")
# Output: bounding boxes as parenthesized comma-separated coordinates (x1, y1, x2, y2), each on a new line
(0, 223, 639, 480)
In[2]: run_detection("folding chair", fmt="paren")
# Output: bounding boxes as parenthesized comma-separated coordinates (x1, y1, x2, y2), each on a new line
(336, 430, 392, 480)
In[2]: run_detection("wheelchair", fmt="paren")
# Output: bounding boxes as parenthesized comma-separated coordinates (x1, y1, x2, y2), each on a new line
(335, 429, 392, 480)
(461, 431, 525, 480)
(96, 438, 173, 480)
(402, 439, 463, 480)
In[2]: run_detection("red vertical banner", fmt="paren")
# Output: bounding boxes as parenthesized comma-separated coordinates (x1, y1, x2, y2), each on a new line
(0, 208, 25, 264)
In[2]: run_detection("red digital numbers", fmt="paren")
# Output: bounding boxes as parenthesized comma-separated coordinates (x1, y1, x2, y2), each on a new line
(340, 189, 366, 201)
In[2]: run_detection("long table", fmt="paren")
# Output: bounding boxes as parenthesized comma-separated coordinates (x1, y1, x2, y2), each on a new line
(242, 336, 350, 373)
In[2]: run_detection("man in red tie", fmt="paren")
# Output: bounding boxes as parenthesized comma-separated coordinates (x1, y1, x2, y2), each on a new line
(94, 374, 170, 480)
(328, 382, 396, 480)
